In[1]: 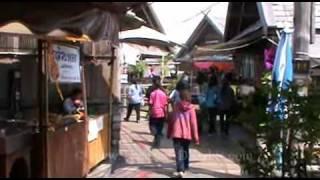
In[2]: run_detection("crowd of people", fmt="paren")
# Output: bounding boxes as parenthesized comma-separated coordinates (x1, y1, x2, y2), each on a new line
(195, 68, 236, 136)
(124, 69, 236, 177)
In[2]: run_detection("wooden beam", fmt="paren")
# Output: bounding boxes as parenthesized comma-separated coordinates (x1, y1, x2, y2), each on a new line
(237, 3, 246, 35)
(37, 39, 49, 177)
(141, 5, 156, 31)
(310, 2, 316, 44)
(294, 2, 311, 84)
(294, 2, 311, 60)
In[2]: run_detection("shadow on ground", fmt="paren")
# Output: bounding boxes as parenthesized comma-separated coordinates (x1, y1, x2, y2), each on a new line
(110, 157, 244, 178)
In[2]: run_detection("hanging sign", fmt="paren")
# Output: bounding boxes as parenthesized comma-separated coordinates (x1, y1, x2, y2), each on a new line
(49, 44, 81, 83)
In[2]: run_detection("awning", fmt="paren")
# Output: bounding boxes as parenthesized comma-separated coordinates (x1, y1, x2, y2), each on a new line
(192, 61, 234, 72)
(119, 26, 179, 47)
(193, 23, 264, 57)
(0, 3, 148, 42)
(123, 42, 169, 56)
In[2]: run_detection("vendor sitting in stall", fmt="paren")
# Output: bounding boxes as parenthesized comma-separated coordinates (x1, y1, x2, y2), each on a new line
(63, 88, 85, 120)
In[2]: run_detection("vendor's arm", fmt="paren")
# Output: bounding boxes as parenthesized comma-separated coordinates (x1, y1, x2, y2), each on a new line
(63, 98, 77, 114)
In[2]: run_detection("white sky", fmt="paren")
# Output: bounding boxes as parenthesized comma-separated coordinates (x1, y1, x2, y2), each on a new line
(151, 2, 229, 44)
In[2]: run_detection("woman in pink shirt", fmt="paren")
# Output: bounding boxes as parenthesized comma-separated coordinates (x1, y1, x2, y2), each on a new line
(167, 88, 199, 178)
(149, 77, 168, 148)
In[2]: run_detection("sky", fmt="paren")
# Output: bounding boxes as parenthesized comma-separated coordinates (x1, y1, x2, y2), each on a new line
(151, 2, 229, 45)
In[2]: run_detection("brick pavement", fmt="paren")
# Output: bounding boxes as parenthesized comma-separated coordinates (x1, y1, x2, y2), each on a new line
(88, 109, 254, 178)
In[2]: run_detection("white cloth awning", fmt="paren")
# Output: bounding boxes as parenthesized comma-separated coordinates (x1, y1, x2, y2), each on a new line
(119, 26, 180, 47)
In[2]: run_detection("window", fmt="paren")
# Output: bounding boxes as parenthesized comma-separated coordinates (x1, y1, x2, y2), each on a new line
(237, 54, 256, 80)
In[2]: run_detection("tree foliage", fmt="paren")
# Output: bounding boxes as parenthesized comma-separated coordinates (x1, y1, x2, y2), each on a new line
(128, 60, 147, 79)
(237, 73, 320, 177)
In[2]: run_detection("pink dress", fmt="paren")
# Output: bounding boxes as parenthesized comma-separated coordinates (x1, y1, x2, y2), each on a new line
(149, 89, 168, 118)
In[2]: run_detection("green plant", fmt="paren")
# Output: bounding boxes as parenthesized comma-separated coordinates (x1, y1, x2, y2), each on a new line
(163, 53, 173, 77)
(128, 60, 147, 79)
(237, 73, 320, 178)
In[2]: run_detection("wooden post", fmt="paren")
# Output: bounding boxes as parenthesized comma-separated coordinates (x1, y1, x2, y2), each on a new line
(293, 2, 311, 89)
(37, 39, 48, 177)
(109, 46, 115, 167)
(161, 55, 164, 85)
(80, 44, 89, 175)
(310, 2, 316, 44)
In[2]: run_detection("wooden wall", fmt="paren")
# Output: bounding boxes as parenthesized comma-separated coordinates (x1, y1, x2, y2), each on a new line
(84, 62, 112, 171)
(88, 114, 110, 169)
(47, 122, 87, 178)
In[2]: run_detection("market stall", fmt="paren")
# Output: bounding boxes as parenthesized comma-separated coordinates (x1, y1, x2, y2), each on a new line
(0, 2, 154, 178)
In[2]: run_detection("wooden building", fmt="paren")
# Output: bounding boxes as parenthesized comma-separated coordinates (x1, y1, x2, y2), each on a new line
(119, 22, 179, 84)
(194, 2, 320, 87)
(120, 5, 179, 81)
(174, 12, 233, 87)
(0, 2, 158, 178)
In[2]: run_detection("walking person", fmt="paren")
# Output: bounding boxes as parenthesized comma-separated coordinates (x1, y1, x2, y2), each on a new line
(149, 77, 168, 148)
(205, 74, 219, 135)
(169, 80, 186, 110)
(167, 88, 199, 178)
(217, 73, 235, 135)
(124, 78, 144, 123)
(196, 72, 208, 135)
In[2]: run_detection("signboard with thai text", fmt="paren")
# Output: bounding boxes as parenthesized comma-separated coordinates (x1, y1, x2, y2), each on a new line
(49, 44, 81, 83)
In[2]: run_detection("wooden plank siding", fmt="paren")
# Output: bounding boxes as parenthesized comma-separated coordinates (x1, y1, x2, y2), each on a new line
(88, 114, 111, 170)
(84, 58, 113, 171)
(46, 122, 87, 178)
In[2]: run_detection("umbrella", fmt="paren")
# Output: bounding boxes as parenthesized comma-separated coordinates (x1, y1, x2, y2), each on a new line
(271, 28, 294, 172)
(272, 28, 294, 90)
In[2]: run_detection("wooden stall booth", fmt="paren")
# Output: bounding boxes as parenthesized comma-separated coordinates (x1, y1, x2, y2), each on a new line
(0, 33, 90, 178)
(37, 39, 117, 177)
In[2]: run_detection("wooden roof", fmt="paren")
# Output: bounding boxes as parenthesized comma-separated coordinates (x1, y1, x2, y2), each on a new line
(176, 15, 224, 59)
(260, 2, 320, 29)
(0, 2, 157, 42)
(225, 2, 320, 41)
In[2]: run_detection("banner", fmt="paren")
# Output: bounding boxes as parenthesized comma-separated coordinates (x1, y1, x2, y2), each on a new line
(49, 44, 81, 83)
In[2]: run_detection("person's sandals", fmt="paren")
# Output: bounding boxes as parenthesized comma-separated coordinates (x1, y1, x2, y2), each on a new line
(184, 169, 191, 176)
(173, 171, 184, 178)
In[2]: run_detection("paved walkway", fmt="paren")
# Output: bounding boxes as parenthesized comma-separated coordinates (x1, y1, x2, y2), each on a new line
(89, 110, 254, 178)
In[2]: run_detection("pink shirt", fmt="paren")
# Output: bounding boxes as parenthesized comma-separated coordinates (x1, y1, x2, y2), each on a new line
(167, 101, 199, 144)
(149, 89, 168, 118)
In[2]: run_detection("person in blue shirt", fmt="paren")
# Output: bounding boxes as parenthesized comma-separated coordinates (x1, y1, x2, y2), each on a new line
(124, 78, 144, 123)
(205, 75, 219, 135)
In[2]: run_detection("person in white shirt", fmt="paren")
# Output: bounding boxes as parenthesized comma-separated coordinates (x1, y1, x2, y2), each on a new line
(124, 78, 144, 123)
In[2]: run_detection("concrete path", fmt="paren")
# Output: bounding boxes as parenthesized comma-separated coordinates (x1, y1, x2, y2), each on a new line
(88, 111, 254, 178)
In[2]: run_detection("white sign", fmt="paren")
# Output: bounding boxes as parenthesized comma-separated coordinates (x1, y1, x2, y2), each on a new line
(121, 74, 128, 83)
(96, 115, 104, 131)
(51, 44, 81, 83)
(88, 116, 104, 142)
(88, 118, 99, 142)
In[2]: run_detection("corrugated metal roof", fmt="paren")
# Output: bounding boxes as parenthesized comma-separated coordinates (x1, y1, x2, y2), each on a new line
(262, 2, 320, 29)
